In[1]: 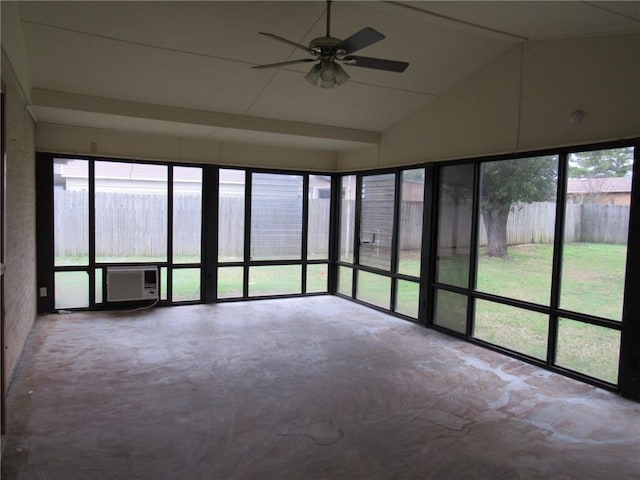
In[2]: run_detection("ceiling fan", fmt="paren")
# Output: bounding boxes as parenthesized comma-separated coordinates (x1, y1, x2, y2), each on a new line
(252, 0, 409, 88)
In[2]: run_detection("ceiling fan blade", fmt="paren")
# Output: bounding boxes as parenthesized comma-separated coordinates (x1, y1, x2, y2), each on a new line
(336, 27, 385, 55)
(343, 55, 409, 73)
(259, 32, 316, 55)
(252, 58, 316, 70)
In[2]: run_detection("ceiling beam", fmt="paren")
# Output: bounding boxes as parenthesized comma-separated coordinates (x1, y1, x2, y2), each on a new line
(31, 88, 380, 145)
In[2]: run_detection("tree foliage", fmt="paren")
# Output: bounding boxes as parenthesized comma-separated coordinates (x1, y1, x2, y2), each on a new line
(401, 168, 426, 182)
(568, 147, 633, 178)
(481, 156, 558, 210)
(478, 147, 633, 258)
(481, 156, 557, 257)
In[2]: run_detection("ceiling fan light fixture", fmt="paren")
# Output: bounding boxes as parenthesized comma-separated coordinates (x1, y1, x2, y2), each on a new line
(334, 63, 350, 85)
(319, 61, 336, 88)
(310, 60, 349, 88)
(304, 64, 321, 86)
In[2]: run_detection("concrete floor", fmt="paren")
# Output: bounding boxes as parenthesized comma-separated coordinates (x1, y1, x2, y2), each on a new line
(1, 296, 639, 479)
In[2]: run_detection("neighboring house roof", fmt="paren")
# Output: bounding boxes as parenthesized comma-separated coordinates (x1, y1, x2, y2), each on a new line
(567, 177, 632, 194)
(219, 168, 246, 184)
(55, 158, 329, 187)
(57, 159, 202, 182)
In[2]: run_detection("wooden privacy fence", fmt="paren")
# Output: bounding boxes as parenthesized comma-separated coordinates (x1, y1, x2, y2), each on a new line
(478, 202, 630, 246)
(564, 203, 631, 244)
(438, 202, 630, 249)
(94, 193, 168, 258)
(54, 193, 332, 258)
(54, 192, 631, 258)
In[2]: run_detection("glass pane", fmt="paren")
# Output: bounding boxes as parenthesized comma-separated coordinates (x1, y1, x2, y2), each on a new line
(356, 271, 391, 309)
(95, 161, 167, 263)
(306, 264, 327, 293)
(172, 268, 200, 302)
(338, 266, 353, 296)
(474, 300, 548, 360)
(173, 166, 202, 264)
(55, 271, 89, 309)
(54, 159, 89, 266)
(340, 175, 356, 263)
(251, 173, 303, 261)
(396, 279, 419, 319)
(477, 156, 558, 305)
(398, 169, 424, 277)
(218, 169, 245, 262)
(434, 290, 467, 334)
(160, 267, 167, 300)
(249, 265, 301, 296)
(218, 267, 243, 299)
(308, 175, 331, 260)
(360, 173, 395, 271)
(556, 319, 621, 384)
(561, 147, 633, 321)
(436, 164, 474, 287)
(95, 268, 103, 304)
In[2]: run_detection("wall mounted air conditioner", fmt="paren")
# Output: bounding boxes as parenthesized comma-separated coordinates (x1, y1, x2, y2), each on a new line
(106, 266, 158, 302)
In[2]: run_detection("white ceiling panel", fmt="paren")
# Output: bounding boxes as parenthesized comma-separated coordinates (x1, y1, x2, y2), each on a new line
(18, 1, 325, 66)
(409, 1, 640, 39)
(591, 2, 640, 21)
(22, 22, 273, 115)
(246, 69, 433, 131)
(15, 1, 638, 151)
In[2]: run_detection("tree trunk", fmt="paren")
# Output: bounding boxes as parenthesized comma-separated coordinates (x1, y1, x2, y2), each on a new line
(482, 204, 511, 257)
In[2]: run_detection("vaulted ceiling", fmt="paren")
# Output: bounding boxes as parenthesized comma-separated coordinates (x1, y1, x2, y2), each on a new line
(16, 1, 640, 150)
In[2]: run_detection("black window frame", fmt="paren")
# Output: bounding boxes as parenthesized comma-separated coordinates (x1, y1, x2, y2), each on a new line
(334, 165, 432, 323)
(215, 167, 335, 302)
(38, 153, 205, 310)
(35, 137, 640, 400)
(427, 139, 638, 395)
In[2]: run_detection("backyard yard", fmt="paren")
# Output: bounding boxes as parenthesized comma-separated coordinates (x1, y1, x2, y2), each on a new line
(55, 242, 624, 383)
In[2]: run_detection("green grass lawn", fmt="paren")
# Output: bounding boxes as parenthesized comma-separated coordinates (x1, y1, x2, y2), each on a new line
(476, 244, 554, 305)
(474, 243, 626, 320)
(172, 268, 200, 301)
(55, 242, 625, 383)
(472, 243, 625, 383)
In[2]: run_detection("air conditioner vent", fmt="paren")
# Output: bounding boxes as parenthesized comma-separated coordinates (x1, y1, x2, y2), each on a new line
(106, 266, 158, 302)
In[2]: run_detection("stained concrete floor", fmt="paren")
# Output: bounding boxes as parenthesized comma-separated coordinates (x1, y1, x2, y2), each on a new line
(2, 296, 639, 479)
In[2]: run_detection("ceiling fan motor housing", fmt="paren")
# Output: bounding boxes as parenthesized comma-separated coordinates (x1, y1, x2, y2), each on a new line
(309, 36, 345, 57)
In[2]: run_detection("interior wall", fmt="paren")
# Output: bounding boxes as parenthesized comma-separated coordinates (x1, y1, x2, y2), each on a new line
(36, 123, 338, 171)
(0, 1, 31, 103)
(518, 34, 639, 151)
(1, 50, 37, 383)
(33, 35, 639, 174)
(338, 33, 640, 171)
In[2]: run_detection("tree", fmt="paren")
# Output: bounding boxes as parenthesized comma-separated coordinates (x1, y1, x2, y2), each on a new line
(481, 156, 557, 257)
(569, 147, 633, 178)
(401, 168, 425, 182)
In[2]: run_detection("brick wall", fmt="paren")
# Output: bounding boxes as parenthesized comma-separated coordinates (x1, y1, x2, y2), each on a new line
(2, 51, 37, 384)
